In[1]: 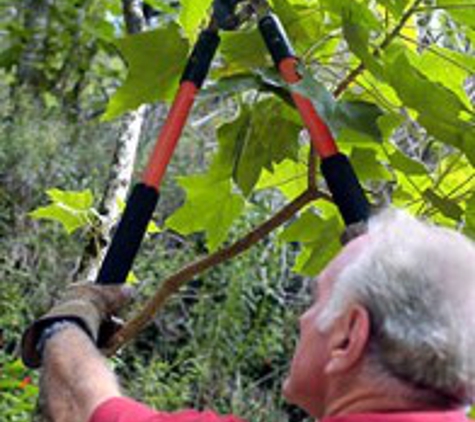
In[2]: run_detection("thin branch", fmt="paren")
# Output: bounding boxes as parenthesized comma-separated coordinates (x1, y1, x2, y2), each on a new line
(333, 0, 425, 98)
(308, 146, 317, 191)
(105, 188, 322, 355)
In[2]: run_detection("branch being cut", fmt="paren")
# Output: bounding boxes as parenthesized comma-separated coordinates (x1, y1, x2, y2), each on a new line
(105, 187, 324, 355)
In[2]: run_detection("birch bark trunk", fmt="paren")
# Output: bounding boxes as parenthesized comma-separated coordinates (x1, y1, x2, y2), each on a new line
(75, 105, 147, 282)
(74, 0, 148, 283)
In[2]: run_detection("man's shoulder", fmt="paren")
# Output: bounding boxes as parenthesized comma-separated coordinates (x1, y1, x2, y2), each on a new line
(89, 397, 247, 422)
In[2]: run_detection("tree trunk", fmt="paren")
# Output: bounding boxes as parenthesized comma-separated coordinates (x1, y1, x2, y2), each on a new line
(17, 0, 52, 91)
(75, 105, 147, 282)
(73, 0, 149, 282)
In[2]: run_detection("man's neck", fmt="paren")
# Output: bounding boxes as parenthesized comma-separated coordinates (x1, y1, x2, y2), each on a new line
(322, 379, 460, 418)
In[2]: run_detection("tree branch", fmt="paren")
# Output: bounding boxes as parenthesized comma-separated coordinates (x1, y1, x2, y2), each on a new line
(307, 146, 317, 191)
(333, 0, 425, 98)
(105, 188, 321, 355)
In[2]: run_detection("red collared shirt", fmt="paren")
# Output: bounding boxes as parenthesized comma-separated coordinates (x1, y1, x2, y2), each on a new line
(89, 397, 245, 422)
(89, 397, 468, 422)
(323, 410, 468, 422)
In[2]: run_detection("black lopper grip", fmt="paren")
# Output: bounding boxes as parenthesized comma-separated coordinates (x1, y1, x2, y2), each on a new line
(96, 183, 159, 285)
(321, 154, 370, 226)
(181, 30, 220, 88)
(258, 13, 295, 65)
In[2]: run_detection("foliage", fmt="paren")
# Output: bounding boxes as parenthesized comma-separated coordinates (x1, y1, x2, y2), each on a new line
(97, 0, 475, 275)
(1, 0, 474, 420)
(0, 94, 119, 421)
(117, 220, 307, 421)
(103, 24, 189, 120)
(30, 189, 97, 234)
(0, 357, 38, 420)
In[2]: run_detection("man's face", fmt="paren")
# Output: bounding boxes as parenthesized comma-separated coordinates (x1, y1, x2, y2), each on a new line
(282, 235, 369, 417)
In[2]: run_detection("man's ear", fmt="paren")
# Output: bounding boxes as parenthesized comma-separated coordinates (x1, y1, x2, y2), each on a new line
(324, 304, 370, 375)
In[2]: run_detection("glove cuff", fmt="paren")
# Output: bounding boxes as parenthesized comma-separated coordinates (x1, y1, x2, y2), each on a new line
(21, 301, 101, 369)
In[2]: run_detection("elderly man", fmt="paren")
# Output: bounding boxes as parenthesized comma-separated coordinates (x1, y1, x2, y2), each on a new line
(22, 209, 475, 422)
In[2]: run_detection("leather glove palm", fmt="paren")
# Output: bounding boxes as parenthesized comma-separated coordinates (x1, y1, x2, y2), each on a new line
(21, 283, 131, 368)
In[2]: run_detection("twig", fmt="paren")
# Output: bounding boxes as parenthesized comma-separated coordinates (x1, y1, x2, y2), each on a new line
(333, 0, 425, 98)
(105, 188, 321, 355)
(307, 146, 317, 191)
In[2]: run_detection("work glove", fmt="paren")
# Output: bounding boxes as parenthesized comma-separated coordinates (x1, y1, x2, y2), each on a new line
(21, 282, 132, 369)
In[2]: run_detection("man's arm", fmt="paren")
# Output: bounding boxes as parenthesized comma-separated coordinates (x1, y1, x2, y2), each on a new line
(41, 323, 121, 422)
(22, 283, 247, 422)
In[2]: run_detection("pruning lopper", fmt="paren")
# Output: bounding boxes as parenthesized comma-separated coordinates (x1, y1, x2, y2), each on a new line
(95, 0, 371, 286)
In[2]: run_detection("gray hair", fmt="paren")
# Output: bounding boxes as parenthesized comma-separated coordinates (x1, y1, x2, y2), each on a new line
(317, 209, 475, 404)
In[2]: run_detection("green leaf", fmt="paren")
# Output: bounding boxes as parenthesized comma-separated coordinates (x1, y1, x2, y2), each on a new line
(256, 159, 308, 200)
(377, 112, 405, 142)
(270, 0, 323, 53)
(280, 210, 324, 243)
(384, 48, 475, 162)
(290, 65, 336, 128)
(410, 47, 475, 109)
(464, 192, 475, 239)
(296, 235, 341, 276)
(220, 29, 269, 74)
(126, 271, 139, 285)
(178, 0, 213, 39)
(342, 13, 383, 78)
(281, 210, 342, 275)
(0, 44, 21, 71)
(147, 220, 162, 234)
(166, 175, 245, 251)
(30, 205, 89, 234)
(290, 68, 383, 142)
(46, 188, 94, 210)
(103, 25, 189, 120)
(211, 99, 301, 196)
(437, 0, 475, 29)
(385, 47, 465, 119)
(29, 189, 95, 234)
(350, 147, 392, 181)
(388, 148, 428, 175)
(375, 0, 409, 18)
(334, 100, 384, 142)
(435, 155, 474, 198)
(423, 188, 464, 220)
(322, 0, 382, 30)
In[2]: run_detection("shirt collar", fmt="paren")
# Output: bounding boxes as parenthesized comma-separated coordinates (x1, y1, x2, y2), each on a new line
(321, 410, 468, 422)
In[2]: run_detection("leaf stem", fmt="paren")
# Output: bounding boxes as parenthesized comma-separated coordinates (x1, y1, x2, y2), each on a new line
(308, 146, 317, 191)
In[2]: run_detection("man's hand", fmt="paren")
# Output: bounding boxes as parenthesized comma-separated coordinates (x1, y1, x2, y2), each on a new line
(21, 282, 132, 368)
